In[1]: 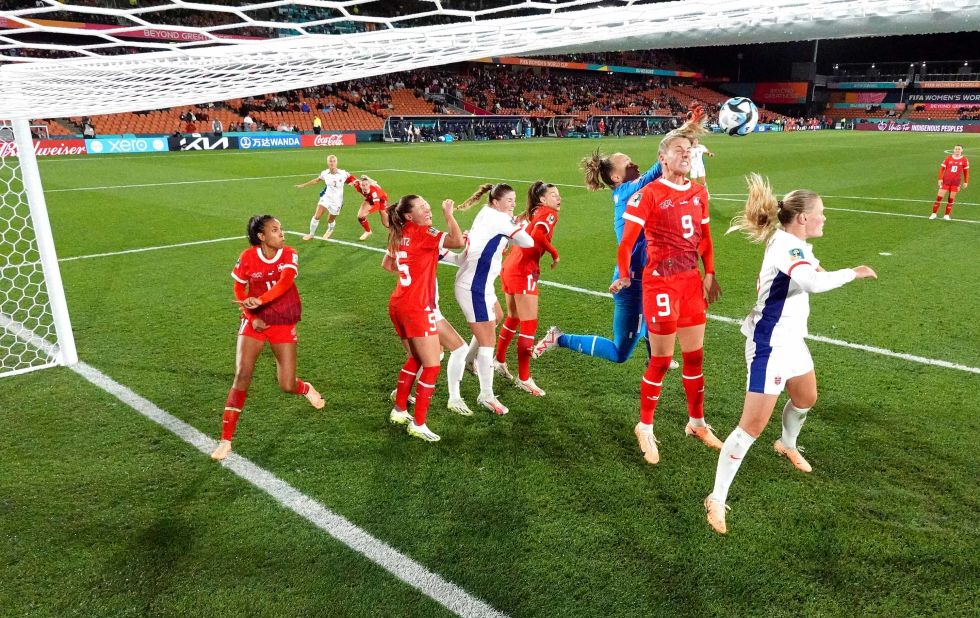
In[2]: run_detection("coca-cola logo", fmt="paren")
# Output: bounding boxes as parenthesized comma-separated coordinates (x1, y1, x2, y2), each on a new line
(314, 134, 346, 146)
(0, 139, 87, 158)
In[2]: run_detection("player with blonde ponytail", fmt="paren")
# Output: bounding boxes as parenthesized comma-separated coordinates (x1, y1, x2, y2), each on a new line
(705, 174, 878, 534)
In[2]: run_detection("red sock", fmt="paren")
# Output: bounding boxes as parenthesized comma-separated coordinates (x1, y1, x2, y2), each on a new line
(945, 197, 955, 216)
(394, 357, 419, 411)
(221, 388, 247, 441)
(495, 316, 520, 363)
(640, 356, 672, 425)
(358, 217, 371, 233)
(681, 348, 705, 420)
(932, 197, 942, 213)
(294, 378, 310, 395)
(517, 319, 537, 381)
(413, 365, 441, 426)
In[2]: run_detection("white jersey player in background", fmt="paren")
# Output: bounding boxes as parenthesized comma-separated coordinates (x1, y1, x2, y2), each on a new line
(295, 154, 356, 240)
(705, 173, 877, 535)
(688, 137, 714, 190)
(451, 183, 534, 415)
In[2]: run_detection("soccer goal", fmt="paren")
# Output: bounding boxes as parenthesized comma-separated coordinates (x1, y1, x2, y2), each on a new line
(0, 0, 973, 378)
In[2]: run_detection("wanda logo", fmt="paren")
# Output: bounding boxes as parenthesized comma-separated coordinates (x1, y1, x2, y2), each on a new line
(0, 140, 87, 157)
(314, 134, 346, 146)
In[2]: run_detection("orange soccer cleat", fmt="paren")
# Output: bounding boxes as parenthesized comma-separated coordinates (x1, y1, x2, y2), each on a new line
(634, 423, 660, 465)
(685, 422, 724, 450)
(704, 495, 730, 534)
(773, 439, 813, 473)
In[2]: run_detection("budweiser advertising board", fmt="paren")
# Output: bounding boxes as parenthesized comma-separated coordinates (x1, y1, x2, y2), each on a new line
(0, 139, 88, 157)
(300, 134, 357, 148)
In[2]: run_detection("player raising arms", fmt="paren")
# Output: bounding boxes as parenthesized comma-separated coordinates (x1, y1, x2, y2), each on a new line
(354, 175, 390, 241)
(495, 181, 562, 396)
(610, 120, 724, 465)
(533, 104, 704, 366)
(385, 194, 466, 441)
(295, 154, 356, 240)
(704, 175, 877, 534)
(451, 183, 535, 415)
(211, 215, 325, 461)
(930, 144, 969, 220)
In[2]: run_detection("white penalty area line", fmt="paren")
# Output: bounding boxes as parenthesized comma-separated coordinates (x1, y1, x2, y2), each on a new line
(708, 197, 980, 225)
(286, 232, 980, 375)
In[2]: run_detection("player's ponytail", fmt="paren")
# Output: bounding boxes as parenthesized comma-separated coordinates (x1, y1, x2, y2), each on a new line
(581, 148, 614, 191)
(247, 214, 275, 246)
(457, 183, 493, 211)
(728, 174, 820, 243)
(387, 195, 418, 254)
(658, 112, 708, 156)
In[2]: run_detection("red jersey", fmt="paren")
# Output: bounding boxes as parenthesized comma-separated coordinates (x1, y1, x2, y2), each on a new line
(939, 155, 969, 186)
(356, 182, 388, 207)
(502, 206, 560, 276)
(232, 246, 301, 325)
(390, 222, 447, 310)
(623, 177, 710, 278)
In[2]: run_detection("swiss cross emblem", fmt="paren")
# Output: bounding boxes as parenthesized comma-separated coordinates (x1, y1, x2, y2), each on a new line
(774, 376, 782, 385)
(694, 197, 701, 207)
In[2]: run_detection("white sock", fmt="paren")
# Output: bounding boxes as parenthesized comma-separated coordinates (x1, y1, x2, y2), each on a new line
(711, 426, 756, 504)
(308, 218, 319, 236)
(780, 400, 810, 450)
(327, 220, 336, 231)
(476, 346, 495, 397)
(637, 421, 653, 432)
(446, 344, 467, 401)
(465, 335, 479, 364)
(688, 416, 706, 428)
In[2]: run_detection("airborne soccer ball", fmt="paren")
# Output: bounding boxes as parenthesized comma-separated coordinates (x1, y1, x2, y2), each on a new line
(718, 97, 759, 136)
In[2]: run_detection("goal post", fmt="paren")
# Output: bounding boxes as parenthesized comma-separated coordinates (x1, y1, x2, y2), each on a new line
(0, 118, 78, 378)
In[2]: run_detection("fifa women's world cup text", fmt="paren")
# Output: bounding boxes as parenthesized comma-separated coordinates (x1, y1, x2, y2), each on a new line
(703, 174, 877, 534)
(450, 183, 534, 416)
(210, 215, 325, 462)
(383, 194, 466, 442)
(610, 120, 725, 467)
(295, 153, 357, 240)
(495, 181, 562, 397)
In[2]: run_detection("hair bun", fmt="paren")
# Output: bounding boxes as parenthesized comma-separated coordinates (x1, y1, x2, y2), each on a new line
(777, 200, 784, 209)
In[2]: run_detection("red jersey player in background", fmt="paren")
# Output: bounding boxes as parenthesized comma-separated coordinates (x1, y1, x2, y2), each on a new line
(495, 181, 562, 396)
(354, 175, 390, 241)
(385, 194, 465, 442)
(930, 144, 969, 220)
(211, 215, 325, 461)
(610, 122, 724, 465)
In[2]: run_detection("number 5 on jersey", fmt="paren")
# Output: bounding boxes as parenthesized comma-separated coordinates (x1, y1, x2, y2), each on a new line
(395, 250, 412, 286)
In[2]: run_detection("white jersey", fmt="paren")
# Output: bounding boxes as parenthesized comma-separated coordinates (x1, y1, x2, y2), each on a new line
(318, 168, 353, 206)
(690, 145, 708, 176)
(740, 229, 854, 344)
(455, 205, 528, 293)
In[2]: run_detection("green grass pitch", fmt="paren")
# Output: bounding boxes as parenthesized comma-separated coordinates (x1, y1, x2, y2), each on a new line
(1, 131, 978, 617)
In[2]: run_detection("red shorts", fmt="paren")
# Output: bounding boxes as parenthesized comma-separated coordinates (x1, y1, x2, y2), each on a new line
(642, 269, 707, 335)
(501, 269, 539, 296)
(364, 199, 388, 214)
(389, 303, 438, 339)
(239, 318, 298, 344)
(940, 183, 961, 193)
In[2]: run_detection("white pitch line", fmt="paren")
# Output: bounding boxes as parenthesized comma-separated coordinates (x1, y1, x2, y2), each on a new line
(711, 192, 980, 207)
(59, 235, 244, 262)
(45, 174, 311, 192)
(67, 362, 507, 618)
(287, 232, 980, 375)
(708, 197, 980, 224)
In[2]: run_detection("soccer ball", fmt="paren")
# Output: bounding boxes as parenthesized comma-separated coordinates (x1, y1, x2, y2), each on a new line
(718, 97, 759, 136)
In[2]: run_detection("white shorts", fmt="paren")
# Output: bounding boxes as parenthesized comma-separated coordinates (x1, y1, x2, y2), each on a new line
(744, 336, 814, 395)
(689, 165, 706, 179)
(454, 284, 497, 324)
(318, 199, 343, 216)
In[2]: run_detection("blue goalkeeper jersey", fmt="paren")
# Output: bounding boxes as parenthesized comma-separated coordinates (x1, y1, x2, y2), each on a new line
(611, 161, 662, 280)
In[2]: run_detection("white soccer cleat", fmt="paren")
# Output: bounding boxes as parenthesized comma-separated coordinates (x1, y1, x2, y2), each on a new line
(928, 213, 937, 220)
(358, 231, 372, 241)
(668, 359, 679, 370)
(302, 234, 314, 241)
(493, 360, 515, 381)
(304, 383, 326, 409)
(704, 495, 731, 534)
(210, 439, 232, 461)
(407, 421, 440, 442)
(322, 229, 334, 240)
(943, 214, 951, 221)
(634, 423, 660, 464)
(389, 389, 416, 406)
(515, 377, 545, 397)
(447, 398, 474, 416)
(532, 326, 563, 359)
(477, 394, 509, 415)
(389, 407, 411, 426)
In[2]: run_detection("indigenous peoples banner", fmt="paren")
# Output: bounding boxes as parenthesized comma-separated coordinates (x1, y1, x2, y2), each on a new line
(856, 121, 980, 133)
